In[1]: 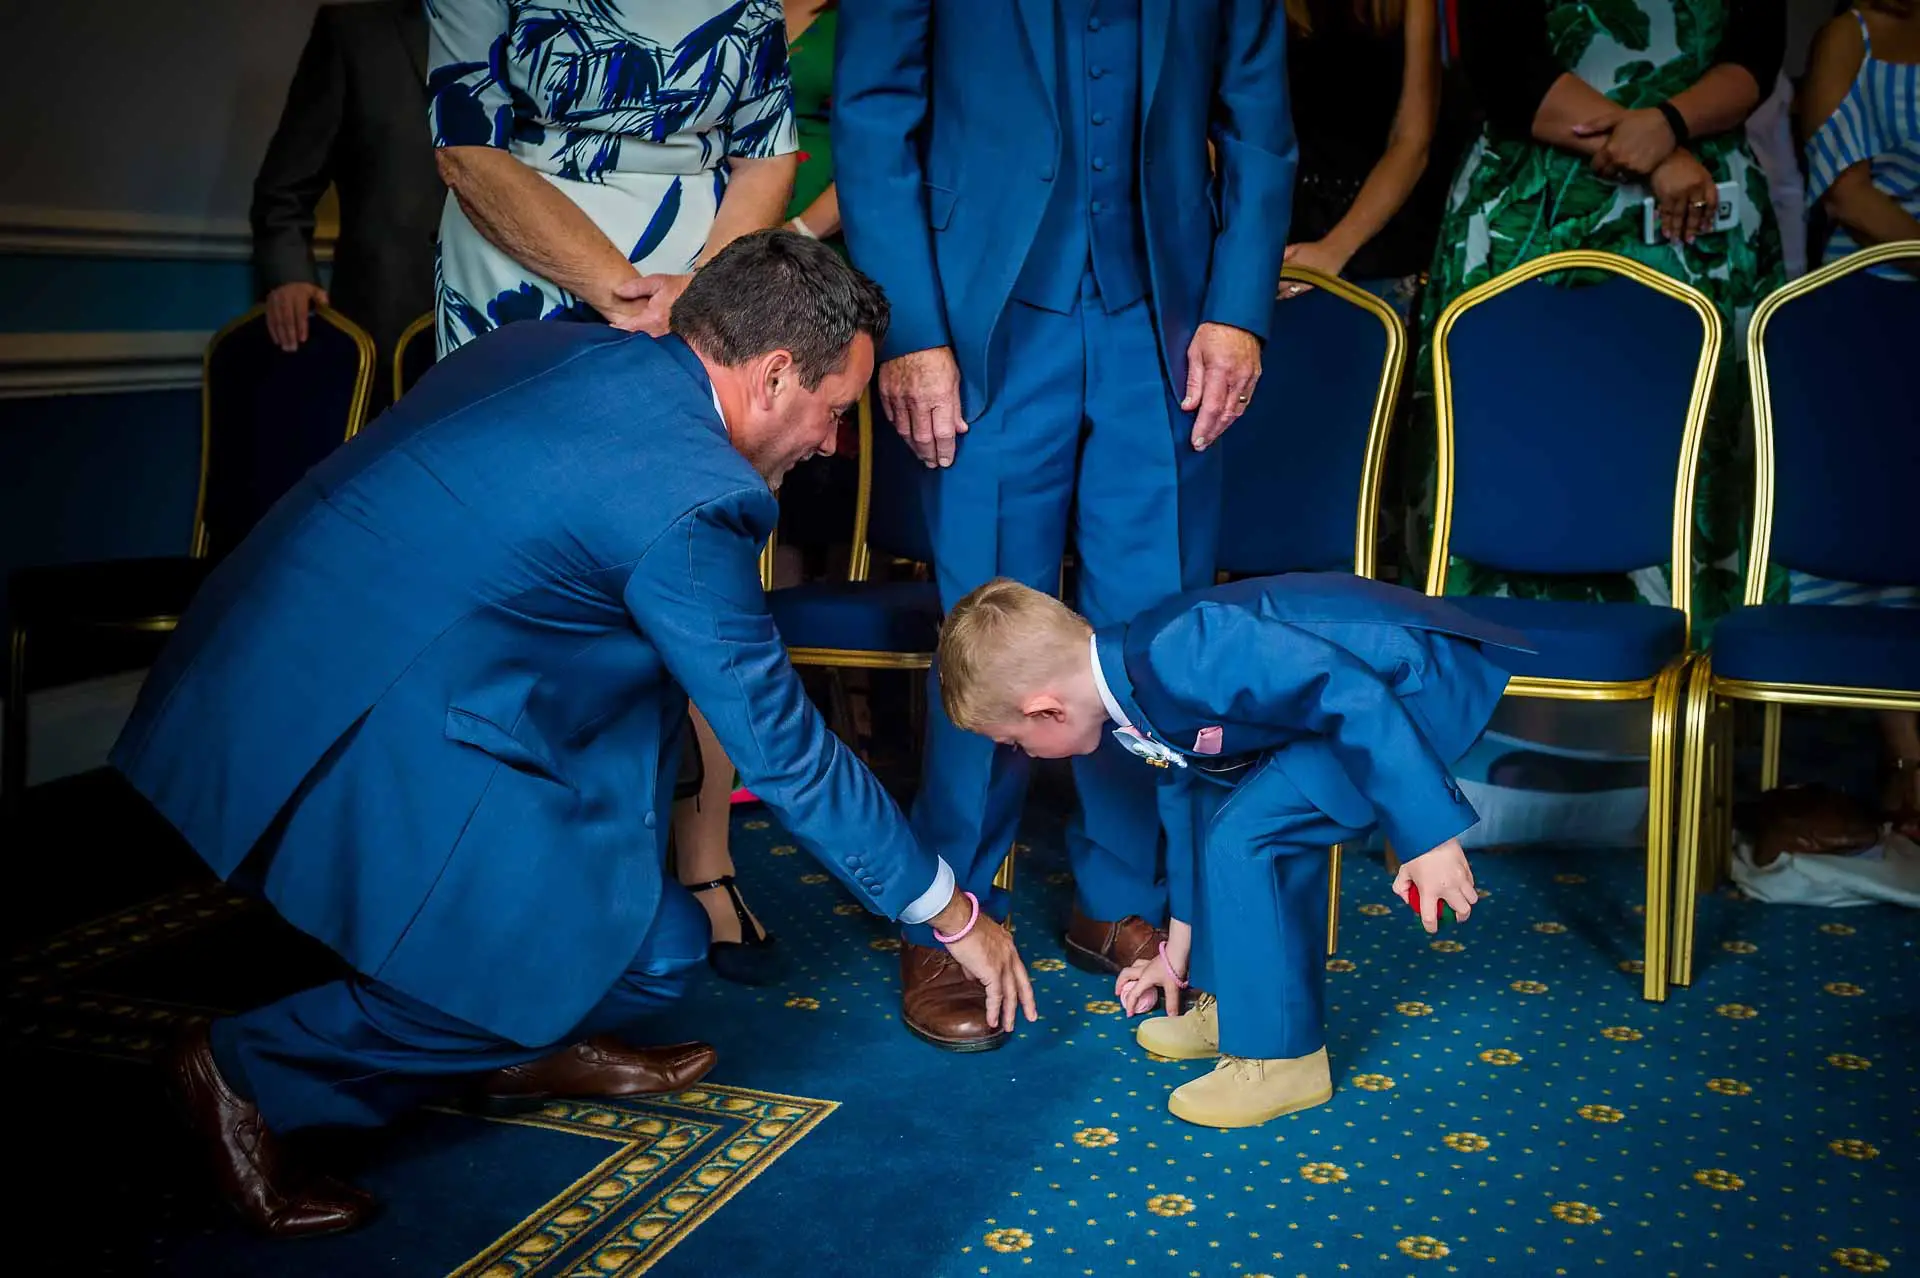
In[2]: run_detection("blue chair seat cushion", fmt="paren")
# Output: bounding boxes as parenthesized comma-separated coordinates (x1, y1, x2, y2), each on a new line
(1443, 596, 1688, 684)
(1713, 604, 1920, 692)
(768, 579, 943, 656)
(9, 556, 212, 629)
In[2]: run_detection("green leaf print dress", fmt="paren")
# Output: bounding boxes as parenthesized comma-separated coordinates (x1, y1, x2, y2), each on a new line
(1411, 0, 1785, 640)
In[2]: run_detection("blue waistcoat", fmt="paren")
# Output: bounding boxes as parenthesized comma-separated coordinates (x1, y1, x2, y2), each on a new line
(1013, 0, 1150, 312)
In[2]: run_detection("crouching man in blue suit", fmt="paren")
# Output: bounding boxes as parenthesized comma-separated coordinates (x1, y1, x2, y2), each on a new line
(934, 574, 1527, 1127)
(112, 231, 1036, 1238)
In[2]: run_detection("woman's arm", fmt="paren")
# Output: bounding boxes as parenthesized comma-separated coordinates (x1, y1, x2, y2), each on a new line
(1458, 0, 1610, 155)
(696, 153, 800, 263)
(1581, 0, 1785, 177)
(793, 182, 842, 239)
(1284, 0, 1439, 280)
(1797, 12, 1920, 255)
(436, 147, 645, 320)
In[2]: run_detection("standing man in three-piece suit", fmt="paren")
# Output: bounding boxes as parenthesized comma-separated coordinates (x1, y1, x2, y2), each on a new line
(114, 234, 1035, 1239)
(250, 0, 443, 399)
(833, 0, 1297, 1049)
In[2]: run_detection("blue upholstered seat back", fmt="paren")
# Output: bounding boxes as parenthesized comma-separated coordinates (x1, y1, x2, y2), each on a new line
(1758, 266, 1920, 588)
(202, 309, 370, 560)
(1440, 270, 1710, 577)
(867, 401, 937, 567)
(1217, 287, 1399, 576)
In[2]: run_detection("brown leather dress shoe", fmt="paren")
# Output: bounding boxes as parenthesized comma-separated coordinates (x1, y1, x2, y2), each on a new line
(1062, 905, 1167, 975)
(165, 1022, 376, 1238)
(899, 941, 1009, 1052)
(480, 1037, 716, 1102)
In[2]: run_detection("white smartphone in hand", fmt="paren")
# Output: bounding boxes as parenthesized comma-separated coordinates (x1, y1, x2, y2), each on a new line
(1642, 182, 1744, 244)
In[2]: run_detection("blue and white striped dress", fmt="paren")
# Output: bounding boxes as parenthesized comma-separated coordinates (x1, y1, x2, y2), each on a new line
(1794, 7, 1918, 609)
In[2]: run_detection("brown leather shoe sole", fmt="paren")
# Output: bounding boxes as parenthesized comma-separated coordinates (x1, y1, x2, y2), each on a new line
(900, 1015, 1011, 1054)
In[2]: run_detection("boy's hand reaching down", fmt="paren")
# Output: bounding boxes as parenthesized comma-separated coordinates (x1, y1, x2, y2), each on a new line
(1393, 837, 1479, 934)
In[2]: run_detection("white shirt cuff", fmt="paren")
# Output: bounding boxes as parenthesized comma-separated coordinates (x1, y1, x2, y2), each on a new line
(897, 857, 956, 926)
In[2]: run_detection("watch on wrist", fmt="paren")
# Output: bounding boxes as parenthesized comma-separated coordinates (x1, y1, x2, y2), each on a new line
(1654, 100, 1691, 148)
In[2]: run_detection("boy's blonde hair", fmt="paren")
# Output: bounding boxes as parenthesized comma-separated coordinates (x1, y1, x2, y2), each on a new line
(938, 578, 1092, 732)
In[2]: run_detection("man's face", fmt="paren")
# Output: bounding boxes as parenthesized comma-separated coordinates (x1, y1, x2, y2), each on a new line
(734, 334, 874, 488)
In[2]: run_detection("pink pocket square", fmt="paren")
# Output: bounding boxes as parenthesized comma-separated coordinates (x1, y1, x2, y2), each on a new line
(1194, 725, 1223, 755)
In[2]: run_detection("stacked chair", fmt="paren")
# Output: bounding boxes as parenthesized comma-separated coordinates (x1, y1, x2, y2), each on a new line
(1421, 251, 1723, 1002)
(1670, 241, 1920, 986)
(4, 306, 375, 800)
(1216, 265, 1409, 953)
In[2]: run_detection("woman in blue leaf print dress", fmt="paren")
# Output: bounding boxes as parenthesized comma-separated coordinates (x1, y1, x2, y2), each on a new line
(429, 0, 800, 984)
(429, 0, 798, 354)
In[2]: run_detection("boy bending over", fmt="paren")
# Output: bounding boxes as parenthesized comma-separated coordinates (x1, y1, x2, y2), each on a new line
(937, 574, 1528, 1127)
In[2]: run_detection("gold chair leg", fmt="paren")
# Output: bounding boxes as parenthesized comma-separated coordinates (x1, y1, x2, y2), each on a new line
(1760, 702, 1782, 792)
(3, 625, 28, 801)
(1670, 656, 1714, 988)
(1714, 702, 1735, 883)
(992, 844, 1016, 934)
(1325, 843, 1343, 957)
(1641, 664, 1682, 1002)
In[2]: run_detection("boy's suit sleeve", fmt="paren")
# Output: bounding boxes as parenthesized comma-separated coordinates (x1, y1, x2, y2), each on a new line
(1152, 606, 1482, 859)
(621, 486, 944, 922)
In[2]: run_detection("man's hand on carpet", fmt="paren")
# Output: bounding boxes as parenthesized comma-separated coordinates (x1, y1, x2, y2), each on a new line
(945, 916, 1038, 1032)
(1393, 837, 1479, 933)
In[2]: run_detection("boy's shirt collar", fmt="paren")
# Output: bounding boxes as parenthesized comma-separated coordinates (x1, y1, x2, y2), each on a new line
(1089, 632, 1131, 730)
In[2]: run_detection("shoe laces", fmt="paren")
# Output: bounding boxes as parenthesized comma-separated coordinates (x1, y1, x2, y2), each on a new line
(1187, 992, 1217, 1017)
(1215, 1054, 1264, 1081)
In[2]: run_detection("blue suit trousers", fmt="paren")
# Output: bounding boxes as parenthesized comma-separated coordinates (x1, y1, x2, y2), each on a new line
(1185, 754, 1365, 1060)
(906, 273, 1219, 944)
(211, 881, 711, 1133)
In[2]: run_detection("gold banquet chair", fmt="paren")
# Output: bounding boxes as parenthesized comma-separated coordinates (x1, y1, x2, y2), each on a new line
(1670, 241, 1920, 986)
(764, 390, 1016, 898)
(1421, 251, 1724, 1002)
(392, 311, 437, 405)
(3, 305, 376, 799)
(1217, 266, 1408, 954)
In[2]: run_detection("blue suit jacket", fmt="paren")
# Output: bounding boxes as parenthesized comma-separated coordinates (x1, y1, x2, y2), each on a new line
(1093, 574, 1531, 859)
(112, 323, 936, 1045)
(832, 0, 1296, 419)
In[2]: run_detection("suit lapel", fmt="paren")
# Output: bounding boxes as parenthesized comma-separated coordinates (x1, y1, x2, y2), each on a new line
(394, 0, 429, 86)
(1139, 0, 1169, 120)
(1016, 0, 1060, 128)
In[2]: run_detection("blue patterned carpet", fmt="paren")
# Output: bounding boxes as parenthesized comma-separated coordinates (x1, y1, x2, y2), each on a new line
(6, 767, 1915, 1276)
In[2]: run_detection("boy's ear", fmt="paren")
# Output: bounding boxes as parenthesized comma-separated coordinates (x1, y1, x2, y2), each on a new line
(1021, 691, 1068, 721)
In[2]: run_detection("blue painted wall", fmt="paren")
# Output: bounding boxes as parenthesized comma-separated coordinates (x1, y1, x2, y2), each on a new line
(0, 256, 258, 334)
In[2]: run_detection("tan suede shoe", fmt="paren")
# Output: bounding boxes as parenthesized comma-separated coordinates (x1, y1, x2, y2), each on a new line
(1135, 992, 1219, 1060)
(1167, 1048, 1334, 1128)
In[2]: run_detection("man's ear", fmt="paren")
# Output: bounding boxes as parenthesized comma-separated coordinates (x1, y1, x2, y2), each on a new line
(755, 349, 796, 406)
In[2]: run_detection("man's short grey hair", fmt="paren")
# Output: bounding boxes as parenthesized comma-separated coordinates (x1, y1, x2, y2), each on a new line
(670, 229, 890, 388)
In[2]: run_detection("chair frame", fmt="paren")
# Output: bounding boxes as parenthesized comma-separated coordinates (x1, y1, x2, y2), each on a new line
(1425, 250, 1723, 1002)
(1256, 266, 1409, 955)
(3, 304, 374, 798)
(1670, 240, 1920, 987)
(392, 310, 436, 407)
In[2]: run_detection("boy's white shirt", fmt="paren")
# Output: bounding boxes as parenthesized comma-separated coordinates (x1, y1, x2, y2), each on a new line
(1091, 636, 1187, 769)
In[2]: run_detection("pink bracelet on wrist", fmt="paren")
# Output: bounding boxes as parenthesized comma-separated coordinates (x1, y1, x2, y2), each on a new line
(933, 890, 981, 944)
(1157, 940, 1189, 988)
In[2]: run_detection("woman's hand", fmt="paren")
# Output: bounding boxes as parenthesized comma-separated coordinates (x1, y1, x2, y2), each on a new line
(607, 272, 692, 336)
(1650, 148, 1718, 243)
(1576, 106, 1680, 179)
(1279, 239, 1353, 299)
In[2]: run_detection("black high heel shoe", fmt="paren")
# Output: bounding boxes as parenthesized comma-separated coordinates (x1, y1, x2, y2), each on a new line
(686, 875, 786, 986)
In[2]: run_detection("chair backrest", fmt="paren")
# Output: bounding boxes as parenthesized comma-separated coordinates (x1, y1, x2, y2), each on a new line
(1217, 268, 1404, 577)
(851, 391, 936, 578)
(195, 305, 375, 560)
(1745, 241, 1920, 597)
(393, 311, 437, 405)
(1427, 250, 1721, 631)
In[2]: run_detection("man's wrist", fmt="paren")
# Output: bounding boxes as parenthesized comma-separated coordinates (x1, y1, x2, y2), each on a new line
(927, 888, 974, 940)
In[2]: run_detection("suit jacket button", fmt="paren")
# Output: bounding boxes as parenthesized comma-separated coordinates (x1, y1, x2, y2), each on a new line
(643, 811, 656, 829)
(1040, 166, 1054, 182)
